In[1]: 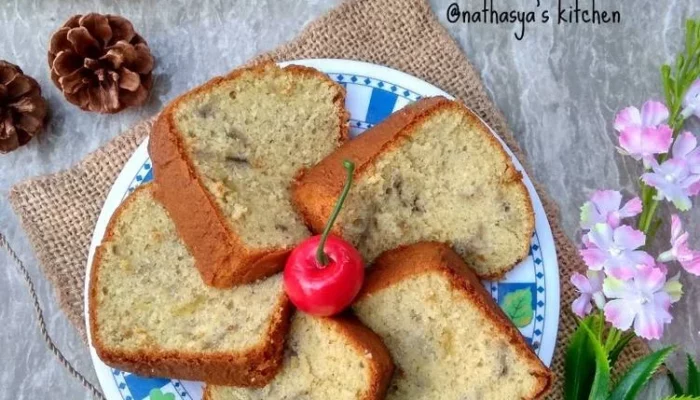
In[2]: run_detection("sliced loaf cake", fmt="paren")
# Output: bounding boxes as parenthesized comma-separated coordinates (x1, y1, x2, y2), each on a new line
(203, 313, 394, 400)
(150, 63, 348, 288)
(353, 242, 552, 400)
(89, 184, 292, 386)
(293, 96, 533, 278)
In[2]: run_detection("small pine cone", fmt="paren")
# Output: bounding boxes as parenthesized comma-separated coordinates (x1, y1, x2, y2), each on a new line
(0, 61, 48, 153)
(48, 13, 154, 114)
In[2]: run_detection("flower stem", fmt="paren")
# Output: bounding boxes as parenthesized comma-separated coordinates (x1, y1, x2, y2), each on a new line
(641, 200, 660, 234)
(637, 184, 652, 230)
(638, 113, 685, 239)
(647, 217, 663, 244)
(604, 325, 620, 351)
(316, 160, 355, 266)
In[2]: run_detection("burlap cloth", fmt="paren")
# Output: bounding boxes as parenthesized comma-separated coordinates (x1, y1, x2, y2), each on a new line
(8, 0, 649, 397)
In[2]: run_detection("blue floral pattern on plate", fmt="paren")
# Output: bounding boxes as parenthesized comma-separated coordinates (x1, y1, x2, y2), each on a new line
(90, 61, 558, 400)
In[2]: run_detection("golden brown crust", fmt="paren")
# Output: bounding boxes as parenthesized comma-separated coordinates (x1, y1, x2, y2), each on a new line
(150, 63, 349, 288)
(357, 242, 553, 400)
(291, 96, 534, 279)
(326, 314, 395, 400)
(201, 313, 394, 400)
(292, 96, 446, 235)
(202, 386, 215, 400)
(88, 184, 294, 386)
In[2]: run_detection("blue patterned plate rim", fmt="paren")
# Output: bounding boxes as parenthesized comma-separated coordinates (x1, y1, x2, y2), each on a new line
(85, 59, 559, 400)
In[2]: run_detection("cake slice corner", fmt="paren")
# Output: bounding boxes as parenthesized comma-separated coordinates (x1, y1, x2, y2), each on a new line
(353, 242, 553, 399)
(89, 184, 293, 386)
(149, 62, 349, 288)
(292, 96, 534, 279)
(203, 313, 394, 400)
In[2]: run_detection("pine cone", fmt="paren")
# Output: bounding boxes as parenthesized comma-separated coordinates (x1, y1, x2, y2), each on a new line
(48, 13, 154, 114)
(0, 61, 48, 153)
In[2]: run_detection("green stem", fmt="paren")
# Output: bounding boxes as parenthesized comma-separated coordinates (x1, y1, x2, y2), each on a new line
(646, 217, 663, 244)
(604, 326, 620, 352)
(641, 200, 660, 234)
(595, 309, 605, 341)
(316, 160, 355, 266)
(637, 184, 652, 231)
(638, 181, 658, 235)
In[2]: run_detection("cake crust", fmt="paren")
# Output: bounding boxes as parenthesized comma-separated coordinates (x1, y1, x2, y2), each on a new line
(356, 242, 553, 399)
(202, 313, 394, 400)
(328, 314, 395, 400)
(88, 185, 293, 386)
(292, 96, 534, 279)
(150, 63, 349, 288)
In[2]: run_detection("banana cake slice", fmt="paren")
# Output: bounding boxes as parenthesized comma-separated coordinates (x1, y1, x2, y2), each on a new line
(150, 63, 348, 288)
(292, 96, 533, 278)
(203, 313, 394, 400)
(353, 242, 552, 400)
(89, 184, 292, 386)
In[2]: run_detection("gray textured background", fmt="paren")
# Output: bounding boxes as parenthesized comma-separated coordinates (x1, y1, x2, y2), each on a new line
(1, 0, 699, 398)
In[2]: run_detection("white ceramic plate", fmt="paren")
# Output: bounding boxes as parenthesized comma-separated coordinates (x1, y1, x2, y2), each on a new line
(85, 59, 560, 400)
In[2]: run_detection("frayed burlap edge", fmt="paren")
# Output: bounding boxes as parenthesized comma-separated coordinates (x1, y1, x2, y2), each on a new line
(9, 119, 153, 342)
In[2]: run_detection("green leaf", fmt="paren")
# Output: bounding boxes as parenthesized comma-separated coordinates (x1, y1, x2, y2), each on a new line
(661, 64, 672, 84)
(609, 346, 674, 400)
(661, 65, 673, 105)
(609, 332, 635, 368)
(149, 389, 175, 400)
(565, 316, 598, 400)
(688, 355, 700, 395)
(659, 18, 700, 136)
(501, 288, 533, 327)
(668, 368, 685, 396)
(661, 396, 700, 400)
(604, 327, 621, 354)
(579, 322, 611, 400)
(591, 313, 606, 341)
(687, 20, 695, 56)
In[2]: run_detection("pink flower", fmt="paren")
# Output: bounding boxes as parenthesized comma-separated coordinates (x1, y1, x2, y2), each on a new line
(603, 263, 675, 340)
(671, 131, 700, 174)
(682, 79, 700, 120)
(571, 270, 606, 317)
(580, 190, 642, 230)
(641, 133, 700, 211)
(658, 214, 700, 276)
(580, 223, 654, 280)
(690, 181, 700, 197)
(642, 158, 700, 211)
(614, 101, 673, 165)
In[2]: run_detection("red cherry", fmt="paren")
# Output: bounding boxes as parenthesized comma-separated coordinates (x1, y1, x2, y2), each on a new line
(284, 235, 364, 316)
(284, 160, 364, 316)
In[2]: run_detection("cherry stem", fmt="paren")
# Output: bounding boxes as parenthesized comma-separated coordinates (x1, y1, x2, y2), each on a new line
(316, 160, 355, 266)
